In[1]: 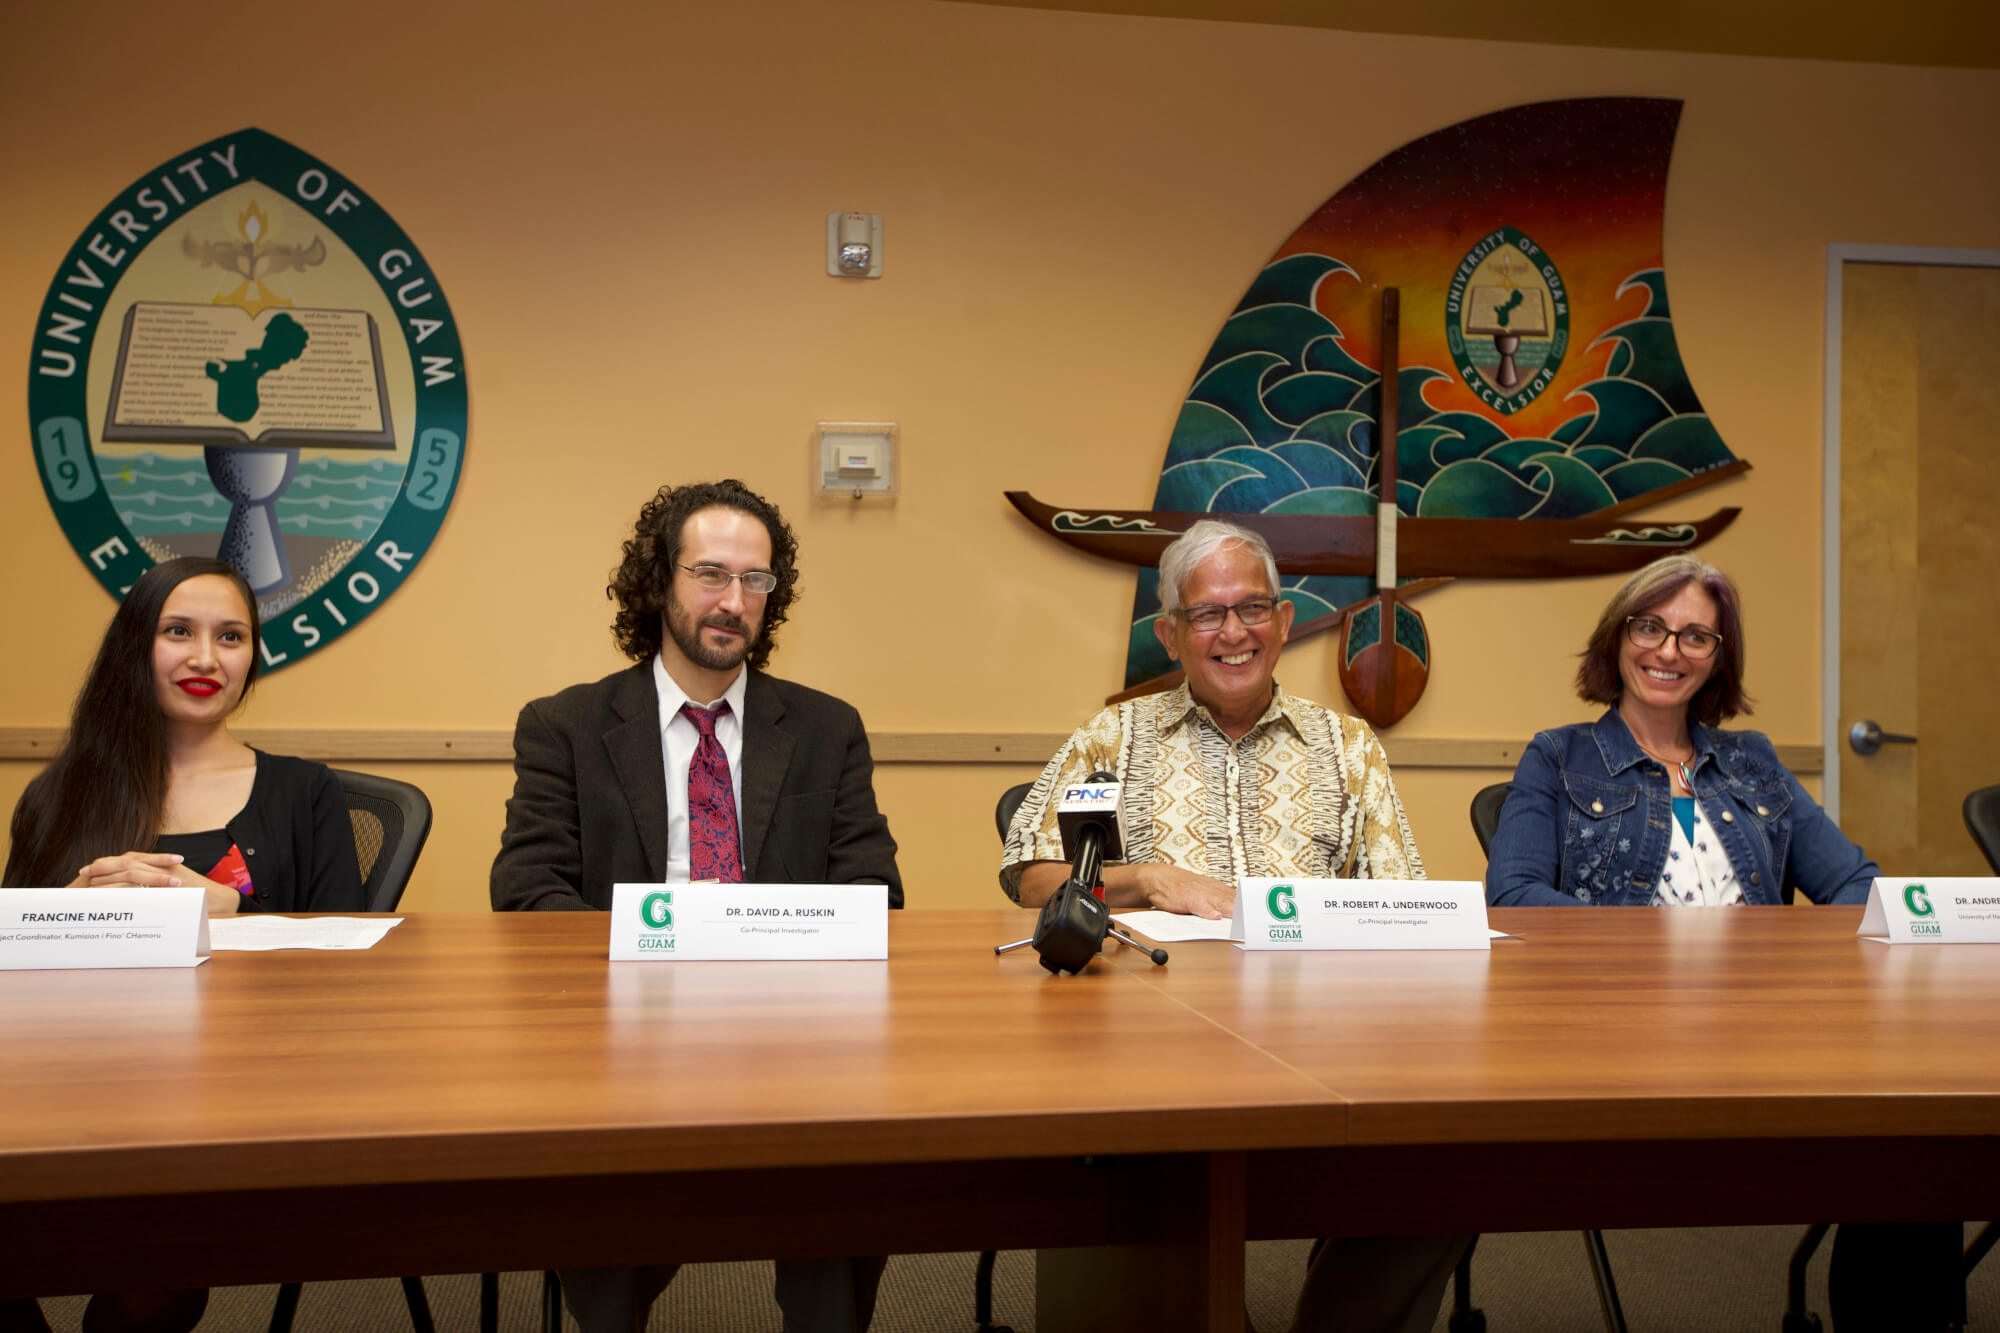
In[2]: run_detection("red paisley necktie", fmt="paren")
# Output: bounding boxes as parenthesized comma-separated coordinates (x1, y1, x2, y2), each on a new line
(682, 701, 743, 883)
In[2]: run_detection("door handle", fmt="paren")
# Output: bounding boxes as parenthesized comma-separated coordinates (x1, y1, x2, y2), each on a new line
(1848, 720, 1917, 756)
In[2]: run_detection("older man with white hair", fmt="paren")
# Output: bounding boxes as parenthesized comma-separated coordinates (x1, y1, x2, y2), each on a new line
(1000, 518, 1462, 1333)
(1004, 517, 1423, 915)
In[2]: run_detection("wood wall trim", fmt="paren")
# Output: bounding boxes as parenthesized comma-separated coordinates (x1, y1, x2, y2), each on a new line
(0, 728, 519, 763)
(0, 727, 1825, 773)
(869, 733, 1072, 763)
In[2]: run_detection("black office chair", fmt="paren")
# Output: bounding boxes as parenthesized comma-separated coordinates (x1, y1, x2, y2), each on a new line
(333, 767, 435, 912)
(1955, 781, 2000, 1285)
(966, 782, 1038, 1333)
(1965, 784, 2000, 874)
(268, 770, 436, 1333)
(1464, 780, 1629, 1333)
(996, 781, 1034, 843)
(1469, 782, 1510, 857)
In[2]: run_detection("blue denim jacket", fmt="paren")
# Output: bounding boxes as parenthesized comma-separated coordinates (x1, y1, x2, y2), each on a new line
(1485, 709, 1879, 907)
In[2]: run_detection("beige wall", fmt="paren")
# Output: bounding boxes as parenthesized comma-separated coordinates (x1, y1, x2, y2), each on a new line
(3, 0, 1996, 909)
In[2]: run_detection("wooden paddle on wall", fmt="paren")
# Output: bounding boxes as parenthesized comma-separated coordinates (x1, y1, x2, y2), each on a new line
(1336, 288, 1431, 728)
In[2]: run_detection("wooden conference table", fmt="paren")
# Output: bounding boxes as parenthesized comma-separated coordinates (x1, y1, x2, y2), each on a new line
(1, 909, 1996, 1331)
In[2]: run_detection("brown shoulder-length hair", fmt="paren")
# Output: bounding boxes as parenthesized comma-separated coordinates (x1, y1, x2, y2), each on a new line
(1576, 554, 1751, 726)
(4, 557, 261, 887)
(607, 479, 799, 671)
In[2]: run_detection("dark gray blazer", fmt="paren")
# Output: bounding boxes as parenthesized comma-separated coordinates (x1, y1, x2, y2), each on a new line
(490, 664, 902, 911)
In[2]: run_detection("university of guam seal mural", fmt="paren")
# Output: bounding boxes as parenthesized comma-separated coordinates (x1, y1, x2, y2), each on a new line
(27, 128, 465, 672)
(1004, 97, 1750, 722)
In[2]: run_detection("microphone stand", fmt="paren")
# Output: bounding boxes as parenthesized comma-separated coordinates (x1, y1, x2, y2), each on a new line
(992, 920, 1167, 966)
(995, 825, 1168, 968)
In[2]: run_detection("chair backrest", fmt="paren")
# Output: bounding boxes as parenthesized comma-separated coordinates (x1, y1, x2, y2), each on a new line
(1966, 785, 2000, 875)
(1469, 782, 1511, 858)
(330, 768, 434, 912)
(995, 782, 1034, 844)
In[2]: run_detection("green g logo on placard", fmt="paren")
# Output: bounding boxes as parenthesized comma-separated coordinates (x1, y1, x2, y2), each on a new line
(1267, 884, 1298, 922)
(1903, 884, 1934, 918)
(641, 891, 674, 930)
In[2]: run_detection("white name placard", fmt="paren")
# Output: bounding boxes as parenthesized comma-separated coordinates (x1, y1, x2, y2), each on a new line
(608, 883, 889, 961)
(0, 887, 210, 970)
(1858, 878, 2000, 944)
(1231, 878, 1491, 951)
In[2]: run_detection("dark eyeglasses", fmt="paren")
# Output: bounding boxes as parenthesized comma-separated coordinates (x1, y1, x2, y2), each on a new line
(1625, 615, 1721, 660)
(1176, 598, 1277, 632)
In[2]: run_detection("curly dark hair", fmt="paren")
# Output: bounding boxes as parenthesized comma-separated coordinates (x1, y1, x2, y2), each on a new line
(608, 479, 799, 671)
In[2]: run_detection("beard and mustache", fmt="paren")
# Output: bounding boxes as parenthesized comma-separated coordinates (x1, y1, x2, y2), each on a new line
(667, 593, 758, 672)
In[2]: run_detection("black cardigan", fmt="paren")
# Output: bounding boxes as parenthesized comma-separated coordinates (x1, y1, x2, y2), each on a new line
(201, 750, 365, 913)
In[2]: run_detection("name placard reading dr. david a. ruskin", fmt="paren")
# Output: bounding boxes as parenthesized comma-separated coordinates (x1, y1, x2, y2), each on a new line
(0, 887, 211, 969)
(609, 883, 889, 961)
(1859, 878, 2000, 944)
(1232, 878, 1491, 950)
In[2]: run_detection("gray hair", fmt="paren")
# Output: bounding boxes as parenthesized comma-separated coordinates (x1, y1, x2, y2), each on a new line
(1156, 519, 1280, 616)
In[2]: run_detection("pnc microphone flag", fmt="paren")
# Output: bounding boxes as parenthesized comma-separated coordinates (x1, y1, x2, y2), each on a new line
(1055, 781, 1127, 861)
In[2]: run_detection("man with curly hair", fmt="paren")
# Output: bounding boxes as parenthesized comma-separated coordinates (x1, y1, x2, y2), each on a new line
(492, 478, 900, 1332)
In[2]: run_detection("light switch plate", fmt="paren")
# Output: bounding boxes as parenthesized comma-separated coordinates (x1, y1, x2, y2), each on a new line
(813, 422, 897, 500)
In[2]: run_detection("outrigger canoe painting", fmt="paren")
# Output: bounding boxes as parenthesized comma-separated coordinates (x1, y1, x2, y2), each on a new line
(1006, 97, 1747, 727)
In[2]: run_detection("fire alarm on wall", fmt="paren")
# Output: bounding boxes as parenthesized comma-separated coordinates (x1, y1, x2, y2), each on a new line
(826, 213, 882, 278)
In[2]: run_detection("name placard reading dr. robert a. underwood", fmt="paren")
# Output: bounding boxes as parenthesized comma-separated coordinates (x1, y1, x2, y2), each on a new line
(609, 884, 889, 961)
(0, 887, 211, 970)
(1232, 878, 1491, 950)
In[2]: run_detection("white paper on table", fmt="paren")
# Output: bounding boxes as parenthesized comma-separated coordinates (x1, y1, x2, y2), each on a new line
(208, 915, 403, 951)
(1112, 910, 1238, 943)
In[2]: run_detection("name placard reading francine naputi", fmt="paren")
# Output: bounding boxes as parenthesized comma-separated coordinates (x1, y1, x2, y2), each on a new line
(609, 884, 889, 961)
(0, 887, 211, 969)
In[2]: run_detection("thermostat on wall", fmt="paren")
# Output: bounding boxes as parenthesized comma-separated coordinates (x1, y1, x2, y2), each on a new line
(813, 422, 898, 501)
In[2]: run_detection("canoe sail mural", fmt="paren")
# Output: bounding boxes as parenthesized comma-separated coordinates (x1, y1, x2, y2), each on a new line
(1006, 97, 1747, 718)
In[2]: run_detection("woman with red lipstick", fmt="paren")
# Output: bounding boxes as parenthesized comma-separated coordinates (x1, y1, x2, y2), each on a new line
(4, 562, 361, 1327)
(3, 556, 362, 917)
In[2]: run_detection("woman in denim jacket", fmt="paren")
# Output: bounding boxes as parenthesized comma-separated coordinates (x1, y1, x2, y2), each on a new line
(1484, 556, 1960, 1332)
(1485, 555, 1877, 908)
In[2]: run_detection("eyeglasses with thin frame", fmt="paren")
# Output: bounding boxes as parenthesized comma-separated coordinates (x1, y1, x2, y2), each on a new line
(679, 563, 778, 595)
(1625, 614, 1722, 660)
(1176, 597, 1277, 633)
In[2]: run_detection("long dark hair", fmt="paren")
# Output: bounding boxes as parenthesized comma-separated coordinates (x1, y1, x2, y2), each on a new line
(4, 558, 261, 887)
(607, 479, 799, 672)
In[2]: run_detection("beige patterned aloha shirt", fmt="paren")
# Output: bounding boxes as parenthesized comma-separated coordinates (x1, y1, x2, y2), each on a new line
(999, 682, 1425, 901)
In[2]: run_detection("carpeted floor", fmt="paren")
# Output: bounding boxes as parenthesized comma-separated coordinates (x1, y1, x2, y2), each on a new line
(28, 1225, 1998, 1330)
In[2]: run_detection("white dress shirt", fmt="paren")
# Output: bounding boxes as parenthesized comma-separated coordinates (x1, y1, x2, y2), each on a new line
(653, 653, 748, 883)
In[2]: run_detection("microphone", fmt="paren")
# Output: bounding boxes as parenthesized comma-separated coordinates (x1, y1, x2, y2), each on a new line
(1029, 880, 1112, 974)
(991, 770, 1168, 973)
(1054, 770, 1125, 899)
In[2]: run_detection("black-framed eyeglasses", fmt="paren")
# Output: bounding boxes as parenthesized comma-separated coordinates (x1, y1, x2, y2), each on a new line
(1625, 615, 1722, 660)
(679, 563, 778, 594)
(1176, 597, 1277, 632)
